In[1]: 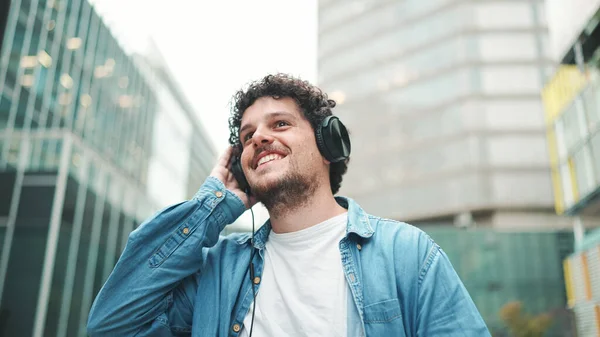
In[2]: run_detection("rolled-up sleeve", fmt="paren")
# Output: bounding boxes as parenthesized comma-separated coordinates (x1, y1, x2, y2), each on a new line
(87, 176, 245, 336)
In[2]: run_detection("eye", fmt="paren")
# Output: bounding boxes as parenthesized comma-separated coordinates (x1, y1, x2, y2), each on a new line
(275, 120, 289, 128)
(243, 132, 254, 143)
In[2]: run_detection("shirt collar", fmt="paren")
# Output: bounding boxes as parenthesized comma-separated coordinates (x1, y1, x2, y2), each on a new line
(236, 196, 374, 248)
(335, 196, 374, 239)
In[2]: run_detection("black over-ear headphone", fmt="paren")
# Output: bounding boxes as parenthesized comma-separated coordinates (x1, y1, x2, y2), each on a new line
(230, 115, 351, 194)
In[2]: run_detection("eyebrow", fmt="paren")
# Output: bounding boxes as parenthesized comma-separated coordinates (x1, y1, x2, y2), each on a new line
(239, 111, 297, 137)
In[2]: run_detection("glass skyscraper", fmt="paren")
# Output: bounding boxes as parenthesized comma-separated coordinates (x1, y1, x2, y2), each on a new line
(0, 0, 215, 336)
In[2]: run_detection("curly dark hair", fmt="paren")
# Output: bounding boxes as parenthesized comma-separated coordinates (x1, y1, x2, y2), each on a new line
(228, 73, 349, 195)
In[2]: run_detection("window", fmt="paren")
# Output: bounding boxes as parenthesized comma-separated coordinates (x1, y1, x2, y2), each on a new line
(400, 105, 462, 144)
(320, 3, 469, 61)
(478, 33, 537, 61)
(491, 171, 554, 206)
(474, 2, 533, 29)
(2, 185, 56, 336)
(390, 135, 478, 178)
(485, 100, 544, 130)
(319, 0, 378, 33)
(589, 81, 600, 131)
(591, 132, 600, 184)
(387, 68, 471, 107)
(555, 119, 568, 162)
(562, 104, 584, 153)
(0, 95, 10, 129)
(0, 170, 17, 217)
(582, 85, 597, 132)
(573, 146, 596, 197)
(319, 4, 397, 57)
(560, 162, 575, 207)
(486, 135, 548, 167)
(6, 138, 22, 168)
(27, 138, 44, 171)
(6, 21, 27, 89)
(481, 65, 541, 94)
(324, 36, 468, 96)
(40, 139, 62, 170)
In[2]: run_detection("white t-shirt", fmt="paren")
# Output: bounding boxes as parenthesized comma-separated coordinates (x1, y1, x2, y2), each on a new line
(240, 212, 349, 337)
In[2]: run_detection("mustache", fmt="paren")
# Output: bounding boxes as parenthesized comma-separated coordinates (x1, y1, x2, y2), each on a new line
(253, 145, 289, 161)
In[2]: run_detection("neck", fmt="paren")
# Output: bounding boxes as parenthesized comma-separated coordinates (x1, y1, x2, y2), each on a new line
(267, 187, 347, 234)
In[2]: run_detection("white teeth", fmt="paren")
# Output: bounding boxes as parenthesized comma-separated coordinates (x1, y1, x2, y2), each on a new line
(257, 154, 283, 166)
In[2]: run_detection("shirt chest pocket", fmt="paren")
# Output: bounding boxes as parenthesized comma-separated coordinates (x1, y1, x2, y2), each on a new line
(363, 298, 406, 336)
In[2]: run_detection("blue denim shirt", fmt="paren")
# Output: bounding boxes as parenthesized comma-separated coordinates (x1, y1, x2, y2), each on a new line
(87, 177, 490, 336)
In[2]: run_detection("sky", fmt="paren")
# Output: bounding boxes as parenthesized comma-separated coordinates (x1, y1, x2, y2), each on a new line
(93, 0, 318, 151)
(91, 0, 318, 226)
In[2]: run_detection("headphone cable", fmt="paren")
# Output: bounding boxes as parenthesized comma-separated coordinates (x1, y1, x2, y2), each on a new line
(248, 205, 257, 337)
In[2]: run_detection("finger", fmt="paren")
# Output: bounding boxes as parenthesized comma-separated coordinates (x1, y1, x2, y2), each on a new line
(224, 168, 233, 182)
(229, 175, 239, 189)
(217, 147, 233, 168)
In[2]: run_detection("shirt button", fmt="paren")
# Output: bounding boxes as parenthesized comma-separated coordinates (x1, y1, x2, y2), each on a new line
(232, 324, 241, 332)
(182, 227, 189, 235)
(215, 191, 223, 198)
(253, 276, 261, 284)
(357, 243, 362, 250)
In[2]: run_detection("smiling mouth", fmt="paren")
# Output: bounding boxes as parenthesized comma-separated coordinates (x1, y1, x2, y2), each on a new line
(256, 153, 285, 168)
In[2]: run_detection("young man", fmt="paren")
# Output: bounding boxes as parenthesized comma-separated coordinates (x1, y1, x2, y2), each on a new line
(87, 74, 490, 336)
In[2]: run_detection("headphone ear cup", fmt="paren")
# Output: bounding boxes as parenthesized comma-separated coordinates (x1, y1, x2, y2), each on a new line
(315, 122, 327, 159)
(231, 155, 251, 194)
(316, 116, 351, 163)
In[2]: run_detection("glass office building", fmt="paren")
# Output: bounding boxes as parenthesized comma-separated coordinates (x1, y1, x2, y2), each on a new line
(424, 227, 574, 335)
(0, 1, 215, 336)
(318, 0, 556, 224)
(134, 43, 217, 208)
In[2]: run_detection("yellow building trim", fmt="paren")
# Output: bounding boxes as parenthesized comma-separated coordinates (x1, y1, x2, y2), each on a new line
(541, 65, 589, 213)
(564, 259, 574, 308)
(547, 128, 559, 166)
(546, 127, 564, 213)
(596, 305, 600, 336)
(552, 168, 564, 214)
(581, 253, 593, 300)
(541, 66, 589, 125)
(569, 158, 580, 203)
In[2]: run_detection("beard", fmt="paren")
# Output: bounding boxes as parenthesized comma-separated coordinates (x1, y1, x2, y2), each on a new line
(250, 167, 318, 217)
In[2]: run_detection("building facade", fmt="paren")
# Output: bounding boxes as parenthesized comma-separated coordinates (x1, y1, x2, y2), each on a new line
(424, 227, 574, 335)
(318, 0, 555, 225)
(134, 41, 216, 207)
(318, 0, 577, 334)
(0, 0, 214, 336)
(542, 0, 600, 335)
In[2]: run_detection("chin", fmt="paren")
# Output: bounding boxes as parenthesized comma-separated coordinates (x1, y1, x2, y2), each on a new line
(249, 171, 317, 211)
(251, 176, 285, 193)
(253, 165, 285, 180)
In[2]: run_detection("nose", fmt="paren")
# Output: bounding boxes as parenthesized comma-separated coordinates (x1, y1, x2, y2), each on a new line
(251, 126, 274, 147)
